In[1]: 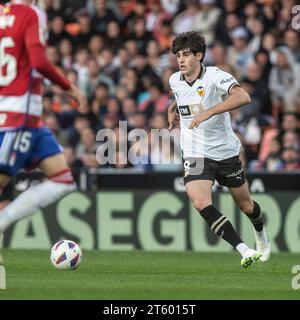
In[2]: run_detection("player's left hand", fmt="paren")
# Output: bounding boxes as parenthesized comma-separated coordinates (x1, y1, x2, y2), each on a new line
(189, 110, 212, 129)
(67, 84, 89, 114)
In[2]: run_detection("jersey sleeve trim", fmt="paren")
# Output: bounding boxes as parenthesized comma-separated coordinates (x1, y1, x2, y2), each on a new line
(227, 82, 240, 95)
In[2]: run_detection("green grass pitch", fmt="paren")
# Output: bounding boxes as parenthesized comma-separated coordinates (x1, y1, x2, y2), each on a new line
(0, 249, 299, 299)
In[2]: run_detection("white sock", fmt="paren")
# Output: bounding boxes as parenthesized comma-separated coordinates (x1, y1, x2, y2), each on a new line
(254, 226, 268, 242)
(236, 243, 250, 258)
(0, 180, 76, 232)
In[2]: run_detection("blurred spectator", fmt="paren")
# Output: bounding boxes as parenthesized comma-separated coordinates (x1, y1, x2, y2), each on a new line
(242, 61, 271, 115)
(254, 49, 272, 82)
(227, 27, 253, 78)
(145, 0, 171, 35)
(269, 47, 300, 112)
(283, 29, 300, 62)
(59, 38, 74, 70)
(154, 19, 174, 52)
(129, 18, 154, 55)
(105, 21, 124, 52)
(127, 111, 147, 130)
(277, 0, 295, 33)
(88, 35, 105, 60)
(46, 46, 61, 66)
(282, 130, 300, 150)
(261, 31, 278, 56)
(280, 112, 300, 133)
(263, 137, 283, 171)
(281, 146, 300, 171)
(119, 67, 142, 100)
(146, 40, 170, 76)
(73, 48, 90, 92)
(215, 0, 241, 46)
(99, 48, 118, 76)
(172, 0, 199, 35)
(124, 39, 140, 61)
(76, 127, 98, 159)
(42, 0, 64, 21)
(85, 58, 115, 99)
(209, 43, 237, 76)
(247, 17, 265, 54)
(91, 0, 119, 35)
(124, 0, 147, 32)
(149, 112, 168, 130)
(67, 113, 93, 146)
(74, 8, 94, 49)
(191, 0, 221, 47)
(138, 81, 169, 119)
(91, 82, 110, 121)
(161, 0, 181, 15)
(122, 97, 137, 121)
(44, 113, 69, 146)
(48, 15, 72, 46)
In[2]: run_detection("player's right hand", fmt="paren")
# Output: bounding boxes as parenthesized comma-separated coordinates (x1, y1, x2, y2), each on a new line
(168, 101, 179, 130)
(67, 84, 89, 114)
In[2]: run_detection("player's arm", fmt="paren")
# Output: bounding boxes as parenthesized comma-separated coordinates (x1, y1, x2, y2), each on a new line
(167, 100, 178, 130)
(209, 85, 250, 115)
(189, 85, 250, 129)
(24, 10, 87, 110)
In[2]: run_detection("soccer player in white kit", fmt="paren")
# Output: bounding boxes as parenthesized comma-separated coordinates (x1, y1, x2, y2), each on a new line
(168, 31, 270, 268)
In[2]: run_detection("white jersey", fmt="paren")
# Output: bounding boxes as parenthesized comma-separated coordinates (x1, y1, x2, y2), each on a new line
(169, 65, 242, 161)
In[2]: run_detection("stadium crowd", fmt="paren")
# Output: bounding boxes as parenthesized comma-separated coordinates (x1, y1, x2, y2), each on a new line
(38, 0, 300, 172)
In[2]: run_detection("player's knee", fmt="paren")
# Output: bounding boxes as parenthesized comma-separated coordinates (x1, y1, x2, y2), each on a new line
(239, 199, 254, 215)
(48, 169, 77, 198)
(192, 199, 212, 212)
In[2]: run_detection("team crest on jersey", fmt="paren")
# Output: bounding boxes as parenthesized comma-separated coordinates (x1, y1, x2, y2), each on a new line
(197, 86, 205, 97)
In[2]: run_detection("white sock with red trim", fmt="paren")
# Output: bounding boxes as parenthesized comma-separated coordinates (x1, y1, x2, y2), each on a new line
(0, 169, 76, 232)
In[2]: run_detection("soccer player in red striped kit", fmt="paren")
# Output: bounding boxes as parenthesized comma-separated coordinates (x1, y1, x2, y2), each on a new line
(0, 0, 87, 267)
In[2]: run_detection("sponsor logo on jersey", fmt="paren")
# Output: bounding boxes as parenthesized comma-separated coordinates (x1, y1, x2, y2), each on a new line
(220, 77, 234, 85)
(197, 86, 205, 97)
(178, 105, 191, 116)
(178, 104, 204, 116)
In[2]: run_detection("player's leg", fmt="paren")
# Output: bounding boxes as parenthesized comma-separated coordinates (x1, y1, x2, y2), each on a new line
(186, 179, 260, 268)
(0, 174, 12, 246)
(0, 174, 11, 290)
(0, 129, 76, 233)
(216, 156, 264, 266)
(0, 176, 13, 210)
(229, 182, 270, 262)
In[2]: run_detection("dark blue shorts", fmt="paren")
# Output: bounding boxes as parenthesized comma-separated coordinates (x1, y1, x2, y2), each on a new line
(0, 127, 62, 176)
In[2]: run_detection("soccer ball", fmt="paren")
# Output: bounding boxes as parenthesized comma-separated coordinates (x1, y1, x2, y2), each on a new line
(50, 240, 82, 270)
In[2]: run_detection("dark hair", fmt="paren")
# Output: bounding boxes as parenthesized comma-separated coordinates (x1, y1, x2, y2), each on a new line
(171, 31, 206, 62)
